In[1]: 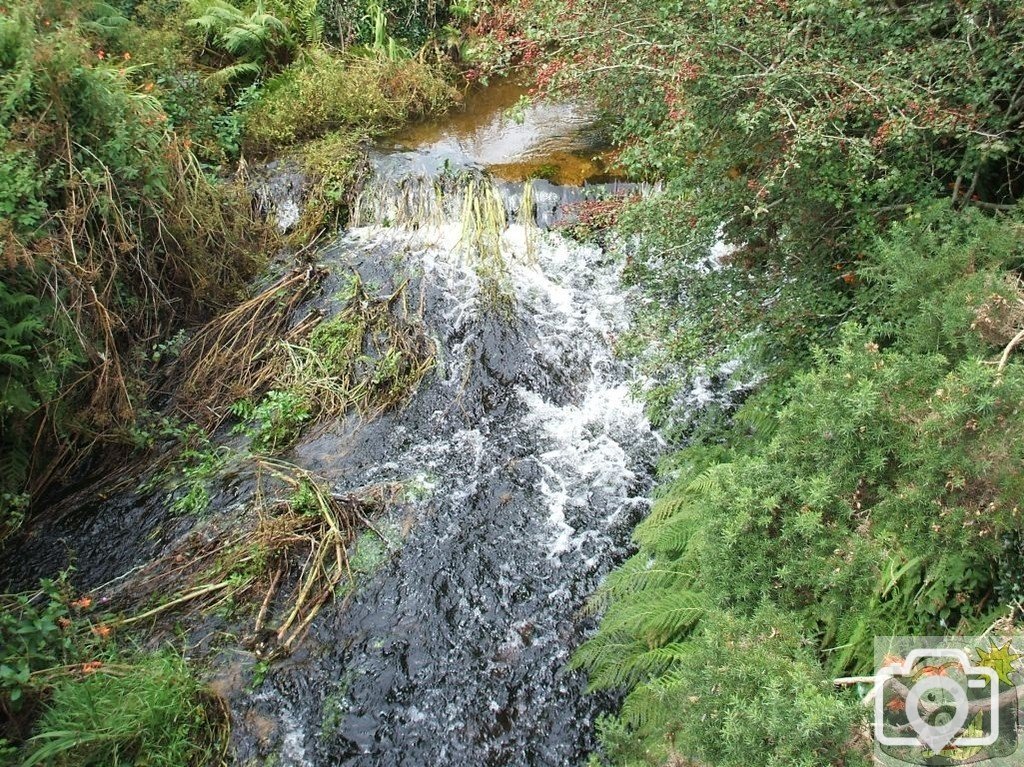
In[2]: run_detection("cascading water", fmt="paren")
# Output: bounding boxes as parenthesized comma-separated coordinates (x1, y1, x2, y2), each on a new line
(253, 202, 649, 764)
(232, 135, 663, 763)
(2, 84, 665, 766)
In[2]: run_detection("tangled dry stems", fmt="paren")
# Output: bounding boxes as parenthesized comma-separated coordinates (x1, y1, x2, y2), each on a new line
(170, 265, 326, 424)
(104, 458, 399, 657)
(278, 274, 435, 421)
(21, 140, 272, 500)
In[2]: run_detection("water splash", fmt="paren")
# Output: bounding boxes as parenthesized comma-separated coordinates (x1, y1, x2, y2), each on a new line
(0, 95, 665, 767)
(247, 152, 661, 766)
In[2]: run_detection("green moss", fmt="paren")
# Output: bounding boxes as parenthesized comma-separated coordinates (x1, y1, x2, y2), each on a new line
(348, 529, 389, 575)
(293, 130, 366, 235)
(529, 163, 559, 181)
(319, 671, 355, 739)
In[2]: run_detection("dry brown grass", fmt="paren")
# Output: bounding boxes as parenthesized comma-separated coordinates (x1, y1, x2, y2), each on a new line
(276, 274, 435, 422)
(170, 266, 326, 425)
(973, 272, 1024, 347)
(19, 140, 274, 502)
(104, 458, 399, 657)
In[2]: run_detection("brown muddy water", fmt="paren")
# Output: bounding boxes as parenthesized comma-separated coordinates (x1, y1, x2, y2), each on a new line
(3, 84, 666, 767)
(385, 78, 624, 185)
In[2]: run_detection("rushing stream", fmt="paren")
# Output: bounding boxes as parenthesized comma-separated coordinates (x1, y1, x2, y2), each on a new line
(5, 83, 663, 766)
(249, 83, 660, 767)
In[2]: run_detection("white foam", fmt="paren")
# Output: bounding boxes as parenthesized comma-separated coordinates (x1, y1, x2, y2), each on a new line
(253, 689, 311, 767)
(345, 177, 656, 562)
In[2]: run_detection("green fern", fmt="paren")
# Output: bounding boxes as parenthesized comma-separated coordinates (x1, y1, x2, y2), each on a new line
(618, 665, 691, 729)
(79, 2, 131, 44)
(206, 59, 262, 87)
(0, 280, 50, 534)
(601, 588, 706, 643)
(279, 0, 322, 44)
(586, 553, 694, 609)
(187, 0, 294, 82)
(586, 642, 696, 693)
(0, 283, 43, 416)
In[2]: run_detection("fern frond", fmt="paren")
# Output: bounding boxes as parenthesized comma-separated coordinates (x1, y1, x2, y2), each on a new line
(734, 400, 779, 439)
(0, 352, 31, 369)
(602, 554, 694, 597)
(587, 642, 695, 692)
(186, 0, 246, 34)
(644, 492, 691, 525)
(632, 466, 733, 553)
(282, 0, 321, 44)
(2, 316, 44, 341)
(601, 588, 707, 645)
(221, 24, 268, 56)
(618, 666, 691, 730)
(0, 437, 31, 488)
(571, 633, 649, 677)
(0, 378, 36, 413)
(206, 60, 261, 87)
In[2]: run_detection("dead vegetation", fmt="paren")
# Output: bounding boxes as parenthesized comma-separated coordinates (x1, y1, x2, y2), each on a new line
(275, 272, 435, 422)
(170, 266, 327, 424)
(104, 459, 400, 658)
(168, 263, 434, 455)
(973, 272, 1024, 347)
(12, 136, 274, 506)
(30, 265, 434, 655)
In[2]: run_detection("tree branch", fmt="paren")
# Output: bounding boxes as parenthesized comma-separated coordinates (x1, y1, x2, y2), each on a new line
(997, 326, 1024, 373)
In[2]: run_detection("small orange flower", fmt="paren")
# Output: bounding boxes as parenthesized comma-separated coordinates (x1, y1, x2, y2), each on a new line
(81, 660, 104, 674)
(57, 617, 71, 630)
(143, 82, 154, 92)
(885, 696, 906, 713)
(123, 52, 131, 61)
(71, 596, 93, 609)
(97, 49, 105, 60)
(91, 624, 113, 639)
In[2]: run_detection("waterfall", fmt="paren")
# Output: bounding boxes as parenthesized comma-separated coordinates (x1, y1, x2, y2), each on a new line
(243, 156, 661, 766)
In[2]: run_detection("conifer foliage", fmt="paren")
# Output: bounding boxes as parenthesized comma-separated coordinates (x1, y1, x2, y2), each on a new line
(580, 208, 1024, 766)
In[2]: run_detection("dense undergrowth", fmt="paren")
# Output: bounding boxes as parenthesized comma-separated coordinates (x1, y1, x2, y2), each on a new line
(0, 0, 459, 544)
(486, 1, 1024, 764)
(0, 0, 269, 534)
(0, 0, 463, 761)
(11, 0, 1024, 763)
(1, 581, 228, 766)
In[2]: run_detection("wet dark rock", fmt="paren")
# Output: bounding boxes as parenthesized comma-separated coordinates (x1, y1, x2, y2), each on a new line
(0, 87, 697, 767)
